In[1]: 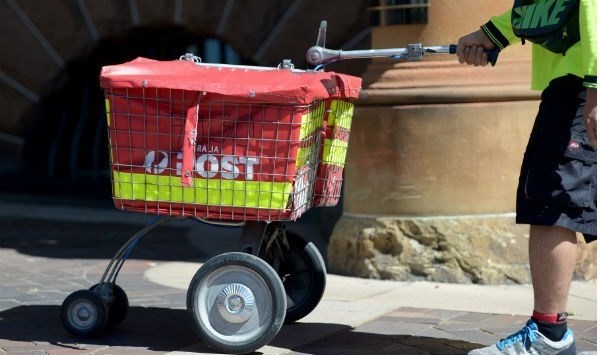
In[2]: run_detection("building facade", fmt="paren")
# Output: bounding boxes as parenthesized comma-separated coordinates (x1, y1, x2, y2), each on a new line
(0, 0, 594, 283)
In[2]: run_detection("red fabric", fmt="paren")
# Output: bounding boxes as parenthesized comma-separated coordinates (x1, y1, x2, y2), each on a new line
(313, 100, 353, 207)
(100, 57, 361, 105)
(103, 58, 362, 221)
(313, 164, 344, 207)
(107, 89, 310, 183)
(182, 94, 200, 186)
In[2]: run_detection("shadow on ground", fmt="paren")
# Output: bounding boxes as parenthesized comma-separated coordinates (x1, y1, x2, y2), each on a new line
(0, 203, 337, 263)
(0, 305, 201, 353)
(0, 217, 240, 261)
(0, 305, 481, 355)
(291, 331, 483, 355)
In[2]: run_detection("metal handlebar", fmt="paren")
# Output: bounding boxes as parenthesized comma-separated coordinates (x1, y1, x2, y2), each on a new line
(305, 21, 498, 66)
(306, 43, 456, 65)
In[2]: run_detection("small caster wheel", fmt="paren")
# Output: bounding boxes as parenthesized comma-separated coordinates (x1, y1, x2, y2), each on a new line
(279, 231, 326, 323)
(187, 252, 286, 354)
(90, 283, 129, 328)
(60, 290, 108, 337)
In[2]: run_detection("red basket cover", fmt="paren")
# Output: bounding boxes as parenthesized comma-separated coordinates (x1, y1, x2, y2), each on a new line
(101, 57, 361, 221)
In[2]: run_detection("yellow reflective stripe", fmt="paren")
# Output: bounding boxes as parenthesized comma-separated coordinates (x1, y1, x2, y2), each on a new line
(296, 101, 324, 168)
(295, 142, 320, 168)
(105, 99, 111, 127)
(296, 147, 309, 168)
(328, 100, 354, 129)
(299, 101, 325, 140)
(105, 98, 114, 165)
(323, 138, 348, 167)
(113, 171, 292, 210)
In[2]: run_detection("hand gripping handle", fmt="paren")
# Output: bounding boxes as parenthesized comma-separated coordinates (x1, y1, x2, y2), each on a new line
(448, 44, 500, 67)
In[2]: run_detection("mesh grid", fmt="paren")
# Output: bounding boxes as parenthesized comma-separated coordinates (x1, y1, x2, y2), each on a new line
(105, 86, 327, 222)
(313, 99, 355, 207)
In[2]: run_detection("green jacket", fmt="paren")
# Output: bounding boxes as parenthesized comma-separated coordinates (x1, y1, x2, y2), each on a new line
(481, 0, 597, 90)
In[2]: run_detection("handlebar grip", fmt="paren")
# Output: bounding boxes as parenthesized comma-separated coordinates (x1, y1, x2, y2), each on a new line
(448, 44, 499, 67)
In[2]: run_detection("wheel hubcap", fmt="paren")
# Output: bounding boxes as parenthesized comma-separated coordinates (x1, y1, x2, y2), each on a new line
(216, 283, 254, 323)
(71, 301, 96, 328)
(77, 307, 91, 321)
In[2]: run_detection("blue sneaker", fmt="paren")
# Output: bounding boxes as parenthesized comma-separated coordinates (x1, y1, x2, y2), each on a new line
(468, 319, 576, 355)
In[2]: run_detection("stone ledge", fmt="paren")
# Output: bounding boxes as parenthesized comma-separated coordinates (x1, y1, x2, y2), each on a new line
(327, 213, 596, 284)
(358, 84, 539, 105)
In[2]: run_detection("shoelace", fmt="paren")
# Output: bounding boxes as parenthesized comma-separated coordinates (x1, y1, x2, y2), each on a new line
(496, 321, 539, 351)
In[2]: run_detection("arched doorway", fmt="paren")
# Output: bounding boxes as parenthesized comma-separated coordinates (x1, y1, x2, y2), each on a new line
(1, 0, 370, 196)
(17, 26, 251, 197)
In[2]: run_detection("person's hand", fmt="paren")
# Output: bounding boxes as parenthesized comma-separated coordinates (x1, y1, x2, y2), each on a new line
(456, 29, 496, 66)
(584, 88, 597, 150)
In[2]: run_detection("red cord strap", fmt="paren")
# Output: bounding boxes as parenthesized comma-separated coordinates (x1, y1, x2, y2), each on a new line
(181, 93, 200, 187)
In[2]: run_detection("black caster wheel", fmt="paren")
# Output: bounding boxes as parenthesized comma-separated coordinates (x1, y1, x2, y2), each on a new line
(90, 283, 129, 328)
(279, 231, 326, 323)
(60, 289, 108, 337)
(187, 252, 286, 354)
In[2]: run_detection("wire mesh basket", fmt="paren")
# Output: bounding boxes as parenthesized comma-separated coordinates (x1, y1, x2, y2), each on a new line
(313, 99, 354, 207)
(101, 57, 361, 222)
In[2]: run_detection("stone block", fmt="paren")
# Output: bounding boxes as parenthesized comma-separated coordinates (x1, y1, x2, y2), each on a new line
(328, 214, 596, 284)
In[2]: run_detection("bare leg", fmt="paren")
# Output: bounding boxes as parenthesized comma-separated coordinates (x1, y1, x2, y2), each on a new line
(529, 225, 578, 314)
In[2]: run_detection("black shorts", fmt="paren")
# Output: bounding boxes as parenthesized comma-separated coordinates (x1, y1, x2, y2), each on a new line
(516, 75, 597, 242)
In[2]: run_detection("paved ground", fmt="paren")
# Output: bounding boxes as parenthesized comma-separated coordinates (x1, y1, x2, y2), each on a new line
(0, 197, 596, 354)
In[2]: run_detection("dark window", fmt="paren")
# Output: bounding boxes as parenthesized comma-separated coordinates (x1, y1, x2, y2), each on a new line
(369, 0, 429, 26)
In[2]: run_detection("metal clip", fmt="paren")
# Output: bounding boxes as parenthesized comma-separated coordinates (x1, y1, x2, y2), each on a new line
(277, 59, 294, 70)
(406, 44, 424, 61)
(180, 53, 202, 63)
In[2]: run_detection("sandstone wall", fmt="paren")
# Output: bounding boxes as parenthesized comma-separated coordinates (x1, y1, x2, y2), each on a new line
(327, 0, 597, 283)
(328, 215, 596, 284)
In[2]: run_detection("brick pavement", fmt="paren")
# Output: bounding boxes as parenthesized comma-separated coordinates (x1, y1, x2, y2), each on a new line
(289, 309, 597, 354)
(0, 215, 597, 354)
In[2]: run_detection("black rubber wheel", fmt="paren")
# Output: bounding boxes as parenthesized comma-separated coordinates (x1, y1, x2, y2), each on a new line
(60, 289, 108, 337)
(187, 252, 286, 354)
(90, 283, 129, 329)
(279, 231, 327, 323)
